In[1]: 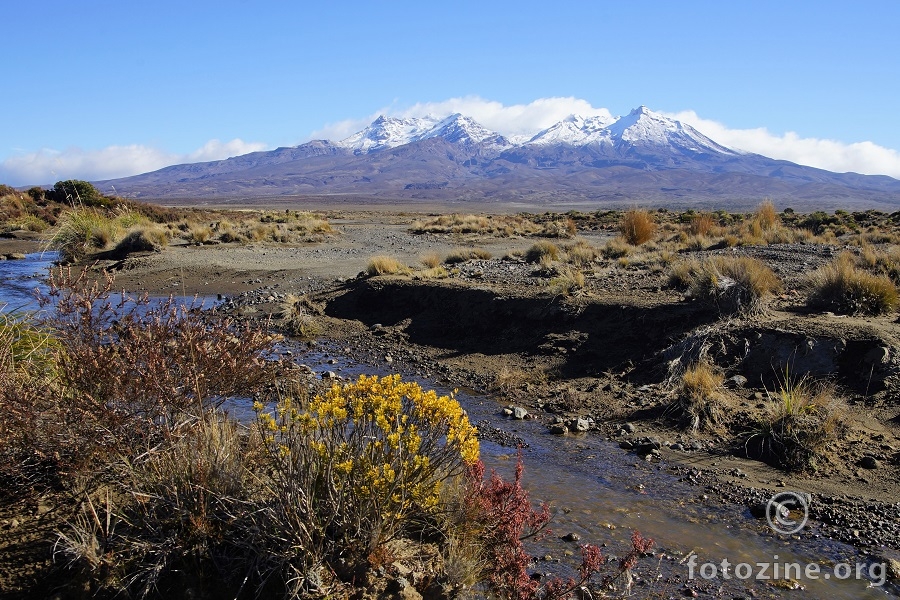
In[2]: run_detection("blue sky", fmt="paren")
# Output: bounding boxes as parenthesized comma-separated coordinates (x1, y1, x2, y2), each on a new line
(3, 0, 900, 185)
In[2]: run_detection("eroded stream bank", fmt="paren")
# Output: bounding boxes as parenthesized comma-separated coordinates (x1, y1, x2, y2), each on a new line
(1, 251, 898, 598)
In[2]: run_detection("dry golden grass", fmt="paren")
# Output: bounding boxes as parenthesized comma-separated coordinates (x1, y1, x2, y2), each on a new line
(805, 251, 899, 315)
(524, 240, 560, 264)
(410, 213, 574, 238)
(678, 256, 782, 314)
(687, 213, 716, 237)
(668, 362, 727, 431)
(421, 252, 442, 269)
(549, 267, 585, 296)
(444, 248, 492, 264)
(754, 200, 778, 231)
(620, 209, 656, 245)
(564, 239, 599, 268)
(366, 255, 406, 276)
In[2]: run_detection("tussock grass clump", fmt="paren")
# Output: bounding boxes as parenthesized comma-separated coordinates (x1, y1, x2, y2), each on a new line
(668, 362, 727, 431)
(602, 237, 632, 259)
(753, 199, 778, 231)
(444, 247, 492, 264)
(421, 252, 442, 269)
(185, 222, 214, 244)
(113, 225, 169, 254)
(366, 255, 406, 276)
(524, 240, 560, 264)
(679, 255, 782, 314)
(278, 293, 322, 339)
(564, 239, 598, 268)
(805, 252, 899, 315)
(549, 267, 585, 296)
(48, 208, 121, 263)
(620, 209, 656, 245)
(415, 266, 449, 279)
(746, 370, 844, 471)
(4, 214, 49, 233)
(687, 212, 716, 237)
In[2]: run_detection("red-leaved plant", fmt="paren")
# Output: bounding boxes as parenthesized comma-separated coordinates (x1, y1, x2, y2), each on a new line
(465, 453, 654, 599)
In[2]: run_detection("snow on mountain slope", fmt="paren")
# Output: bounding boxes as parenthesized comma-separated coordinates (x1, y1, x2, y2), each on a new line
(606, 106, 739, 155)
(337, 115, 442, 154)
(526, 114, 616, 146)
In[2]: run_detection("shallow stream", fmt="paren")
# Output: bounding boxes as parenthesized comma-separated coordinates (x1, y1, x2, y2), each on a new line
(0, 253, 893, 598)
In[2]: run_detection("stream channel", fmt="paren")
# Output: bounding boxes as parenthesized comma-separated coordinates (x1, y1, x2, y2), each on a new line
(0, 252, 894, 599)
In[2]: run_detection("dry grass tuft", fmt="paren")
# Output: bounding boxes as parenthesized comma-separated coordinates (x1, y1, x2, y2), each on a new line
(366, 255, 406, 276)
(746, 370, 845, 471)
(668, 362, 727, 431)
(620, 209, 656, 245)
(444, 248, 492, 264)
(421, 252, 442, 269)
(524, 240, 560, 264)
(549, 267, 585, 296)
(680, 255, 782, 314)
(805, 252, 899, 315)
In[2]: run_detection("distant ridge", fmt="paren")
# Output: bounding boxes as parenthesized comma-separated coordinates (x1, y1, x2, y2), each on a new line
(96, 107, 900, 209)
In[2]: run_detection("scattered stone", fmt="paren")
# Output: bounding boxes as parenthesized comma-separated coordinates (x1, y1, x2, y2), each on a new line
(623, 422, 636, 433)
(4, 253, 26, 260)
(550, 424, 568, 435)
(321, 371, 338, 380)
(570, 417, 592, 432)
(561, 532, 580, 542)
(726, 375, 748, 388)
(512, 406, 528, 420)
(619, 440, 634, 450)
(670, 443, 684, 452)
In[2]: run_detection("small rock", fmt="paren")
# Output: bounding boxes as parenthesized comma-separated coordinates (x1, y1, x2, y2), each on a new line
(9, 518, 20, 529)
(670, 443, 684, 452)
(561, 532, 580, 542)
(623, 422, 637, 433)
(4, 253, 26, 260)
(550, 424, 569, 435)
(571, 417, 591, 432)
(512, 406, 528, 420)
(619, 440, 634, 450)
(726, 375, 748, 388)
(321, 371, 338, 380)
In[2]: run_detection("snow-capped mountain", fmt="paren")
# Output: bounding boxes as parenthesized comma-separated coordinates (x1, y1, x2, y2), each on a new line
(605, 106, 738, 155)
(96, 106, 900, 208)
(526, 114, 616, 146)
(336, 113, 512, 155)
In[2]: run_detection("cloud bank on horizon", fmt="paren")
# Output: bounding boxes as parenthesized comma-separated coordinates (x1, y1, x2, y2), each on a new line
(0, 139, 268, 188)
(3, 97, 900, 186)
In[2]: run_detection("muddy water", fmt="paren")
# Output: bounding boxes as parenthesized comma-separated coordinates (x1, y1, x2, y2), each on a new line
(298, 348, 893, 599)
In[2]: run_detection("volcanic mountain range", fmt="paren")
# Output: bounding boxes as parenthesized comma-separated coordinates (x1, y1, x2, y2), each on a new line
(97, 107, 900, 209)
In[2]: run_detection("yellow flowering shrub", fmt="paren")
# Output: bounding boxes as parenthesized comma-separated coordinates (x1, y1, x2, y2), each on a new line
(255, 374, 479, 571)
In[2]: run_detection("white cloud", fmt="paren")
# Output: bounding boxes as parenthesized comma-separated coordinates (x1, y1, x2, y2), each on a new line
(664, 110, 900, 179)
(0, 139, 268, 187)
